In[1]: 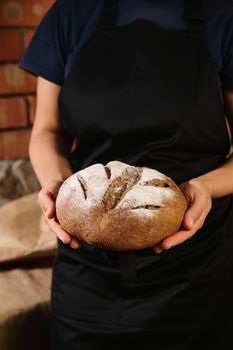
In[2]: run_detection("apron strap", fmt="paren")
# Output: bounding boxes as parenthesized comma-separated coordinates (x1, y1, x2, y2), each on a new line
(183, 0, 206, 31)
(97, 0, 118, 31)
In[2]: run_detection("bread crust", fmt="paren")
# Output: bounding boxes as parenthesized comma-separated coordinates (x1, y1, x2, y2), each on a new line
(56, 161, 187, 250)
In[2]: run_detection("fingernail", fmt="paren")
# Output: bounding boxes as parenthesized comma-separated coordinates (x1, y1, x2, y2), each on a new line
(70, 241, 80, 249)
(62, 237, 71, 244)
(154, 247, 163, 254)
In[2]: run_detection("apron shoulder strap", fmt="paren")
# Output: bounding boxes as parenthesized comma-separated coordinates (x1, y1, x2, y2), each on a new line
(183, 0, 207, 31)
(97, 0, 118, 31)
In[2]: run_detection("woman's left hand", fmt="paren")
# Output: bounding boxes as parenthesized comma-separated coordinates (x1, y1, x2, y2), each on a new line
(153, 177, 213, 254)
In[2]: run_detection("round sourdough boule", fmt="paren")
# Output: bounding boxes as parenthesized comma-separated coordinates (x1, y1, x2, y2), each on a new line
(55, 160, 188, 250)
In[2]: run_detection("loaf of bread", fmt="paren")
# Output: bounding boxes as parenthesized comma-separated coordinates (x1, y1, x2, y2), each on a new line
(55, 160, 187, 250)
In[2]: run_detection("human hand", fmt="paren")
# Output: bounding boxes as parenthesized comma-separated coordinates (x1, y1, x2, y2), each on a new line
(153, 177, 212, 254)
(38, 180, 80, 249)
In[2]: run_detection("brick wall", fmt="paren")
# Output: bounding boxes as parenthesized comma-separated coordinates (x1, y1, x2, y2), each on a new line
(0, 0, 55, 159)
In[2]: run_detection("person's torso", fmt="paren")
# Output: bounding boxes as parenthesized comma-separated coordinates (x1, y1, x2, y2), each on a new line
(54, 4, 233, 321)
(57, 0, 231, 185)
(56, 0, 233, 262)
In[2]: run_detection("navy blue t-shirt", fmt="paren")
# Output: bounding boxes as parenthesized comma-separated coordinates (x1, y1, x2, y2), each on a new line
(18, 0, 233, 92)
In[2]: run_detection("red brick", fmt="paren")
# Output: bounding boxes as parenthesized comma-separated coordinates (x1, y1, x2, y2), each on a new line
(0, 0, 55, 27)
(0, 129, 31, 159)
(0, 30, 23, 61)
(27, 95, 37, 124)
(0, 63, 36, 95)
(24, 29, 35, 49)
(0, 97, 27, 128)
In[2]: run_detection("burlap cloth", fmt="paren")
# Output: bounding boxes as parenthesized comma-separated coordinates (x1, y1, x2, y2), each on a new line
(0, 192, 58, 350)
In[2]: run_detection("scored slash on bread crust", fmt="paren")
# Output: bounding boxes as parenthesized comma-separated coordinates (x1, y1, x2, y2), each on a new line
(55, 160, 188, 250)
(101, 166, 142, 211)
(104, 165, 111, 179)
(76, 174, 88, 200)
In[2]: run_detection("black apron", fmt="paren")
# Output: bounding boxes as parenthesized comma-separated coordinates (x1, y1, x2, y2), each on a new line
(50, 0, 233, 349)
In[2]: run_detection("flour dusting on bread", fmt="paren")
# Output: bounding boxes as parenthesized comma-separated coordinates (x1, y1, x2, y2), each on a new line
(56, 160, 187, 250)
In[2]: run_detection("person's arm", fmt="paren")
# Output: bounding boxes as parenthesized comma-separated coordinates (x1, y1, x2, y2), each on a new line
(196, 88, 233, 198)
(153, 87, 233, 254)
(29, 76, 73, 186)
(30, 76, 80, 249)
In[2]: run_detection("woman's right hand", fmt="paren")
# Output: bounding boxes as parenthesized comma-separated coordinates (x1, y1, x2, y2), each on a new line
(38, 180, 80, 249)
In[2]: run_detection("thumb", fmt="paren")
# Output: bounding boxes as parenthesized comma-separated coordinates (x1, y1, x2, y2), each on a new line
(47, 183, 63, 199)
(38, 191, 56, 219)
(183, 214, 194, 230)
(183, 196, 203, 230)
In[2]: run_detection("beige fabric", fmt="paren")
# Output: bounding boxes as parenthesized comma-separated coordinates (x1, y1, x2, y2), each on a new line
(0, 192, 58, 349)
(0, 192, 58, 264)
(0, 267, 52, 350)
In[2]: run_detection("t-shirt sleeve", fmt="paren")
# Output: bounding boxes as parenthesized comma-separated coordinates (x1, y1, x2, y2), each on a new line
(18, 1, 67, 85)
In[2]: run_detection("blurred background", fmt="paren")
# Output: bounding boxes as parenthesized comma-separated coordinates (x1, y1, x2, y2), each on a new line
(0, 0, 57, 204)
(0, 1, 57, 350)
